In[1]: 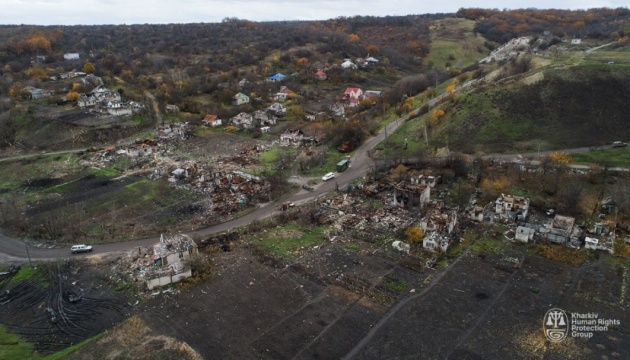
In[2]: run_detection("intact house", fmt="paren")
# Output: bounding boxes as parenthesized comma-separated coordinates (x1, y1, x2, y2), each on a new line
(143, 234, 198, 290)
(202, 114, 222, 127)
(21, 86, 54, 100)
(233, 92, 250, 106)
(63, 53, 80, 60)
(393, 177, 431, 209)
(343, 87, 364, 108)
(230, 112, 255, 130)
(314, 69, 327, 81)
(267, 73, 286, 82)
(495, 193, 530, 222)
(273, 86, 295, 102)
(166, 104, 180, 112)
(268, 102, 286, 116)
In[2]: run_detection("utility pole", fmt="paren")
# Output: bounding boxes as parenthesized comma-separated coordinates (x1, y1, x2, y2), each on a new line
(424, 125, 429, 146)
(25, 244, 31, 264)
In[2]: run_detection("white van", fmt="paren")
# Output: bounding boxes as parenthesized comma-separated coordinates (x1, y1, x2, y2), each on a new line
(71, 244, 93, 254)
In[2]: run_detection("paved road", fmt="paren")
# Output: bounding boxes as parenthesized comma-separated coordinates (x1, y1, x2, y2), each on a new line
(0, 105, 409, 261)
(1, 85, 625, 260)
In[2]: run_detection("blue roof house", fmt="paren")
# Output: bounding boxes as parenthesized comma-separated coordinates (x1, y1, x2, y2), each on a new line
(267, 73, 286, 82)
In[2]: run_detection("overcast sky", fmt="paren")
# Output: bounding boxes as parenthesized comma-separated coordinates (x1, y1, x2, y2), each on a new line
(1, 0, 627, 25)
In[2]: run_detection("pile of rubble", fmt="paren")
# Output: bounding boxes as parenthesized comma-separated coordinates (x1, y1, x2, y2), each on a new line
(82, 122, 271, 218)
(124, 234, 199, 290)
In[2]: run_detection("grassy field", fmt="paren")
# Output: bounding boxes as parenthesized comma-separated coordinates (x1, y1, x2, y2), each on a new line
(419, 61, 630, 153)
(298, 149, 348, 177)
(0, 325, 104, 360)
(425, 18, 488, 70)
(585, 49, 630, 64)
(252, 222, 327, 258)
(571, 147, 630, 167)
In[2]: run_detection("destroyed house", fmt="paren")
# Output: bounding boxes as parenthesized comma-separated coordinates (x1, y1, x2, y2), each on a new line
(253, 110, 277, 126)
(78, 94, 97, 108)
(90, 86, 121, 103)
(21, 86, 54, 100)
(541, 215, 582, 247)
(393, 178, 430, 209)
(423, 232, 450, 253)
(230, 112, 255, 130)
(280, 129, 304, 146)
(145, 234, 198, 290)
(420, 207, 458, 235)
(495, 193, 529, 221)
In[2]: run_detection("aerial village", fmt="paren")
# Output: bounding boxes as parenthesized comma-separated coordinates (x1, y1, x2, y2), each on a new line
(14, 42, 629, 292)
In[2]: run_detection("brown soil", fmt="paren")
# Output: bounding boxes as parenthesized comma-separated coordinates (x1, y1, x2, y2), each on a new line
(0, 260, 132, 355)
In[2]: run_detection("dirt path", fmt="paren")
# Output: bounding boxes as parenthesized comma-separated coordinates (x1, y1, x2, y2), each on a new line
(343, 249, 471, 359)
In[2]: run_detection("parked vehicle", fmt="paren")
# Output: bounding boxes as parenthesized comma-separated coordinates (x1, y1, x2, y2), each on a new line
(612, 141, 627, 148)
(322, 172, 335, 181)
(302, 184, 314, 191)
(280, 201, 295, 211)
(336, 159, 349, 172)
(71, 244, 93, 254)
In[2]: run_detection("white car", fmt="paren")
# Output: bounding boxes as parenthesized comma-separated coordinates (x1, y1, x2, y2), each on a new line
(322, 172, 335, 181)
(71, 244, 93, 254)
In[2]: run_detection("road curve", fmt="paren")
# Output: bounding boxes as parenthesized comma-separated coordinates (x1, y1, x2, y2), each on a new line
(2, 85, 624, 260)
(0, 105, 409, 261)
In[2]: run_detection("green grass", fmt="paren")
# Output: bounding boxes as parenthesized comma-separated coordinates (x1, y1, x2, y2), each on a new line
(0, 324, 40, 360)
(571, 148, 630, 167)
(425, 19, 487, 70)
(8, 265, 46, 285)
(124, 178, 160, 201)
(44, 332, 106, 360)
(259, 146, 281, 165)
(469, 236, 504, 255)
(345, 243, 361, 251)
(299, 149, 348, 177)
(254, 223, 327, 258)
(585, 50, 630, 64)
(382, 276, 409, 293)
(0, 324, 105, 360)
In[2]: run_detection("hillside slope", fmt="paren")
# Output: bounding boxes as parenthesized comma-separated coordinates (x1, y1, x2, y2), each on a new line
(431, 62, 630, 153)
